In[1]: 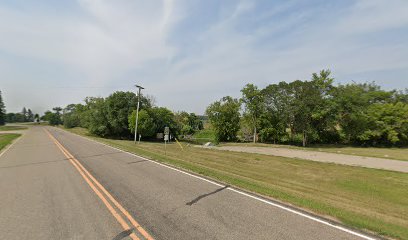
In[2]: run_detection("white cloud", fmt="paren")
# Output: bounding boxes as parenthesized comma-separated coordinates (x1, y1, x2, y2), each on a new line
(0, 0, 407, 114)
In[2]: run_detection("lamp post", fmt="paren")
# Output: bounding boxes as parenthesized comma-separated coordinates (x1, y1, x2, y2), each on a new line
(134, 84, 144, 144)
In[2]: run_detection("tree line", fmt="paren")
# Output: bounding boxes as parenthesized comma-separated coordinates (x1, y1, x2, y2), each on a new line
(43, 91, 203, 140)
(0, 91, 5, 125)
(206, 70, 408, 146)
(5, 107, 39, 123)
(28, 69, 408, 147)
(0, 91, 39, 125)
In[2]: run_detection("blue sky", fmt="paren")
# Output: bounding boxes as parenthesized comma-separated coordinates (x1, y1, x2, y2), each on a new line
(1, 0, 407, 114)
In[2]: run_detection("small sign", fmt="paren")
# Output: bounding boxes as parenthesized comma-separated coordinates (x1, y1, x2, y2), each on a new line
(164, 134, 169, 141)
(164, 127, 170, 135)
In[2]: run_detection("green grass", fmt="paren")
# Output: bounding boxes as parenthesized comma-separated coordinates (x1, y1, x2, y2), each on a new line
(193, 128, 216, 139)
(65, 127, 408, 239)
(219, 142, 408, 161)
(193, 129, 215, 144)
(20, 122, 49, 126)
(182, 128, 216, 144)
(0, 125, 28, 131)
(0, 133, 21, 151)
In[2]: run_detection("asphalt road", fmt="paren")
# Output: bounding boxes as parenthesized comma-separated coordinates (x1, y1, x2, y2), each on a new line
(0, 126, 376, 240)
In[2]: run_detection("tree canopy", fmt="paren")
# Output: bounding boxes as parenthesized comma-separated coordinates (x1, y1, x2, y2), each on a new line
(206, 70, 408, 146)
(0, 91, 5, 126)
(206, 96, 241, 142)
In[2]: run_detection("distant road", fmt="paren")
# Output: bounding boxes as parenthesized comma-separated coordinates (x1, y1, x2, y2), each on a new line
(216, 146, 408, 173)
(0, 126, 375, 239)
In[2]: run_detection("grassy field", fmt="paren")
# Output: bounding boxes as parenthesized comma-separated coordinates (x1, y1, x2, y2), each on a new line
(188, 128, 216, 144)
(0, 133, 21, 151)
(0, 125, 28, 131)
(65, 127, 408, 239)
(220, 142, 408, 161)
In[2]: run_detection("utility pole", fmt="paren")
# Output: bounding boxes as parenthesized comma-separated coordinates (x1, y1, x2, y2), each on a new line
(134, 84, 144, 144)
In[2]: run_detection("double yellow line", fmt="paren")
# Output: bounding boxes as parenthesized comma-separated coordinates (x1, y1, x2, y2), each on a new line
(45, 129, 154, 240)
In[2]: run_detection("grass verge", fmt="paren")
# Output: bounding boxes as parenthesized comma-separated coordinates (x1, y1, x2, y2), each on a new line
(0, 133, 21, 151)
(220, 142, 408, 161)
(65, 127, 408, 239)
(0, 125, 28, 131)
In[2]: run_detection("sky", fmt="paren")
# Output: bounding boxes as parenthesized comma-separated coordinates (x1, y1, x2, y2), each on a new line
(1, 0, 407, 115)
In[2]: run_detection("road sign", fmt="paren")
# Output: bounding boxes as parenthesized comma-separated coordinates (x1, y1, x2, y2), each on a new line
(164, 134, 169, 141)
(164, 127, 170, 135)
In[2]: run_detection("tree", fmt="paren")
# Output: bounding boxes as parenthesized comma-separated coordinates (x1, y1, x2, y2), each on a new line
(129, 107, 179, 139)
(14, 113, 25, 122)
(34, 113, 40, 123)
(357, 102, 408, 146)
(285, 70, 337, 146)
(206, 96, 241, 142)
(5, 113, 15, 123)
(309, 69, 338, 144)
(22, 107, 27, 122)
(63, 104, 81, 128)
(175, 112, 204, 136)
(0, 91, 5, 125)
(41, 110, 59, 125)
(128, 109, 156, 138)
(87, 97, 110, 137)
(241, 84, 264, 143)
(105, 91, 138, 138)
(333, 82, 395, 144)
(148, 107, 179, 136)
(52, 107, 63, 125)
(27, 109, 34, 122)
(40, 107, 62, 125)
(290, 80, 316, 146)
(261, 82, 293, 143)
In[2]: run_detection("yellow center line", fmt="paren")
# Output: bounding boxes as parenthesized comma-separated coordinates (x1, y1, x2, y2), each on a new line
(45, 129, 148, 240)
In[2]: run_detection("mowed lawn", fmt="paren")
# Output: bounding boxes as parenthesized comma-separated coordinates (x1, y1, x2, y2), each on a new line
(66, 127, 408, 239)
(0, 125, 27, 131)
(0, 133, 21, 151)
(220, 142, 408, 161)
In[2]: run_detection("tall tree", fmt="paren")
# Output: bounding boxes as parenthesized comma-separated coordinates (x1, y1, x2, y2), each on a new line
(241, 84, 264, 143)
(41, 110, 61, 126)
(22, 107, 27, 122)
(359, 102, 408, 145)
(0, 91, 5, 125)
(261, 82, 293, 143)
(105, 91, 138, 138)
(27, 109, 34, 122)
(206, 96, 241, 142)
(34, 113, 40, 123)
(63, 104, 81, 128)
(175, 112, 204, 136)
(128, 109, 156, 138)
(333, 82, 394, 144)
(129, 107, 179, 139)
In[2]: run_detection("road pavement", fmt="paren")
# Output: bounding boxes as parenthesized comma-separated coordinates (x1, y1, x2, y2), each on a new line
(0, 126, 376, 240)
(0, 126, 128, 239)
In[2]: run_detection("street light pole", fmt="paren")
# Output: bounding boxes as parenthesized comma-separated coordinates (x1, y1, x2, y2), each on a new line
(134, 84, 144, 144)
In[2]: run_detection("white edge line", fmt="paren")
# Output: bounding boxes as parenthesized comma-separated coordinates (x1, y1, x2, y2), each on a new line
(53, 127, 377, 240)
(0, 133, 23, 159)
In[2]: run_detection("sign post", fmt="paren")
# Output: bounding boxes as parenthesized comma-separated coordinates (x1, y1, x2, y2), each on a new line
(164, 127, 170, 155)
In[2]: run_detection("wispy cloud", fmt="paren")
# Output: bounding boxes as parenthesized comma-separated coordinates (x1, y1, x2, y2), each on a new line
(0, 0, 407, 114)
